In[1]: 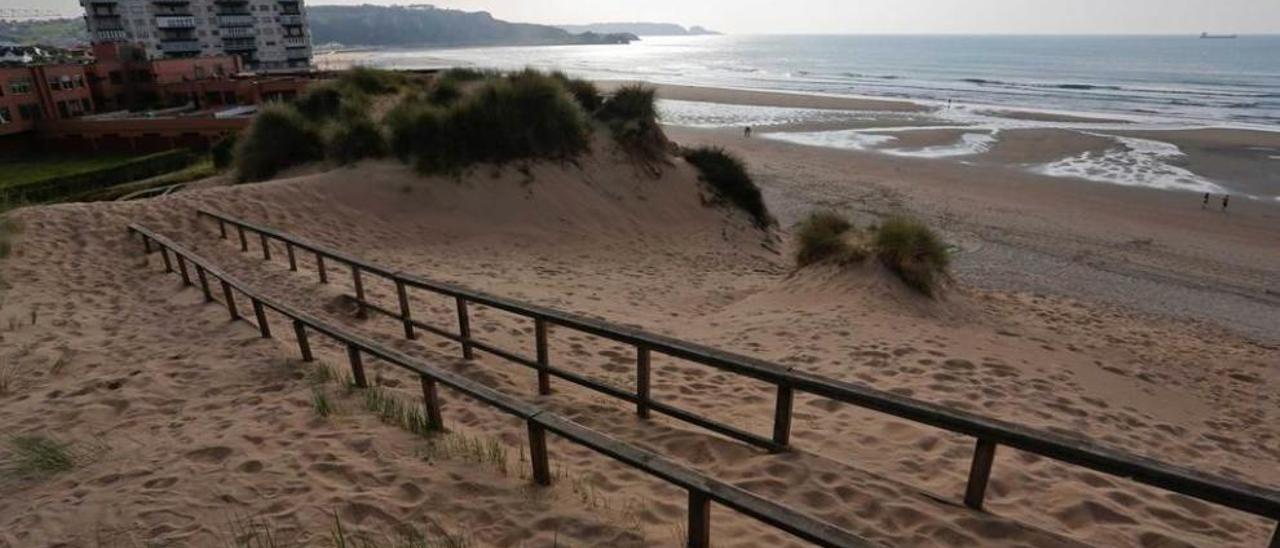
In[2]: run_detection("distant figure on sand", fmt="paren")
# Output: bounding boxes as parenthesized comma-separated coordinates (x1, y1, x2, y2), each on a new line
(1202, 193, 1210, 209)
(744, 126, 753, 138)
(1222, 194, 1230, 212)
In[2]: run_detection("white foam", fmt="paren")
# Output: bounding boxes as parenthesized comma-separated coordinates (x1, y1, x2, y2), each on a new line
(657, 99, 874, 128)
(1032, 135, 1226, 194)
(881, 131, 999, 158)
(764, 130, 898, 150)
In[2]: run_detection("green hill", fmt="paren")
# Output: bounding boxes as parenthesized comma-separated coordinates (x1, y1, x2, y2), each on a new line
(308, 5, 636, 47)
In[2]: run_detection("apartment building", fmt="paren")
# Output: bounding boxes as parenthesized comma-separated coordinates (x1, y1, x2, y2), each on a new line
(80, 0, 312, 72)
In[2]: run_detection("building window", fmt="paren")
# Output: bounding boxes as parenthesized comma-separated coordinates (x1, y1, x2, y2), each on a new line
(18, 104, 39, 121)
(76, 75, 86, 87)
(0, 107, 11, 124)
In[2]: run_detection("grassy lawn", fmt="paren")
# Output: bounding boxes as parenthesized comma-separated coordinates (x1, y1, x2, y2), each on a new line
(0, 154, 145, 190)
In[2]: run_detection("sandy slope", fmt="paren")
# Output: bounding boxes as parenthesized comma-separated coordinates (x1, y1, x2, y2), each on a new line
(1, 136, 1276, 547)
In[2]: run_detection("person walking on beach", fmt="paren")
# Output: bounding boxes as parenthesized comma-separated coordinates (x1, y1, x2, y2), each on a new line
(1222, 194, 1230, 212)
(744, 126, 753, 138)
(1202, 193, 1210, 209)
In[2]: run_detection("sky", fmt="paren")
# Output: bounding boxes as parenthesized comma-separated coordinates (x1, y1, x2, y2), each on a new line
(13, 0, 1280, 35)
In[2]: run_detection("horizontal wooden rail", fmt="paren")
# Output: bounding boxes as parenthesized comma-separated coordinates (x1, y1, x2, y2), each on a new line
(127, 223, 874, 548)
(196, 208, 1280, 546)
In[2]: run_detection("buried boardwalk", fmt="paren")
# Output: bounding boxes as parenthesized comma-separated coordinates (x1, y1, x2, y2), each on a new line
(0, 136, 1277, 547)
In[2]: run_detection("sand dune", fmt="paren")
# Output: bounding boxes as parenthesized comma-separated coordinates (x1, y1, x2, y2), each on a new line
(1, 134, 1276, 547)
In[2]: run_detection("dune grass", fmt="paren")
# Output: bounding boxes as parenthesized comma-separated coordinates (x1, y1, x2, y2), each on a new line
(5, 435, 75, 476)
(551, 71, 603, 112)
(388, 69, 591, 174)
(419, 432, 508, 474)
(325, 114, 387, 166)
(875, 216, 950, 296)
(311, 386, 334, 418)
(363, 385, 439, 436)
(219, 512, 472, 548)
(682, 147, 771, 229)
(234, 104, 325, 182)
(795, 211, 866, 266)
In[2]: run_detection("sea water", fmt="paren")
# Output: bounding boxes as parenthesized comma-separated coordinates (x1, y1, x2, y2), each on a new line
(365, 34, 1280, 127)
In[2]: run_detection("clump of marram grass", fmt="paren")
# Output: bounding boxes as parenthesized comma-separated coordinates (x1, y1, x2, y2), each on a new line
(597, 84, 666, 157)
(682, 146, 772, 229)
(875, 216, 950, 296)
(795, 211, 868, 266)
(551, 71, 602, 112)
(325, 113, 386, 166)
(419, 433, 508, 474)
(234, 104, 324, 182)
(337, 67, 407, 95)
(312, 386, 334, 418)
(211, 134, 238, 170)
(427, 77, 462, 106)
(294, 81, 351, 120)
(5, 435, 75, 476)
(363, 385, 438, 436)
(331, 512, 474, 548)
(438, 67, 491, 83)
(389, 69, 591, 174)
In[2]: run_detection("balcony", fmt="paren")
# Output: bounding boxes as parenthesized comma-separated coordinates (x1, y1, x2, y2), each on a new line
(217, 14, 255, 27)
(278, 14, 304, 26)
(286, 49, 310, 60)
(223, 39, 257, 52)
(155, 15, 197, 29)
(282, 36, 307, 48)
(160, 40, 201, 54)
(95, 29, 129, 41)
(220, 26, 256, 38)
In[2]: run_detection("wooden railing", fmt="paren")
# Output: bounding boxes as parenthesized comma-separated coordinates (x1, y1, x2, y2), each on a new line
(127, 223, 873, 548)
(197, 208, 1280, 546)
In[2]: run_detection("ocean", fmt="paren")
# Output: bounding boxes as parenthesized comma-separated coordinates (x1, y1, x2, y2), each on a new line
(360, 34, 1280, 129)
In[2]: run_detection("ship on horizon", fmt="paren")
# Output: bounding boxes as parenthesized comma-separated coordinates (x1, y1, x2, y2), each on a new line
(1200, 32, 1238, 39)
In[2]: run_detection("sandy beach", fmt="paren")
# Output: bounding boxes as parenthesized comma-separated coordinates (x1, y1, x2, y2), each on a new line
(2, 80, 1278, 548)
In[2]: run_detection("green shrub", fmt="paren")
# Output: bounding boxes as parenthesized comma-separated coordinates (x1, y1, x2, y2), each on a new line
(683, 146, 771, 229)
(6, 435, 75, 476)
(796, 211, 864, 266)
(875, 217, 950, 296)
(325, 114, 386, 165)
(551, 71, 602, 112)
(234, 104, 323, 182)
(211, 134, 238, 170)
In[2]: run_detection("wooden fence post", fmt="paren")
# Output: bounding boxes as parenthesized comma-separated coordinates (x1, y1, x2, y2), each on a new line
(687, 491, 711, 548)
(772, 385, 794, 450)
(196, 266, 212, 302)
(455, 297, 474, 360)
(142, 235, 152, 254)
(160, 248, 173, 272)
(293, 320, 313, 362)
(222, 280, 238, 320)
(535, 318, 551, 395)
(352, 265, 366, 317)
(316, 254, 328, 284)
(217, 219, 227, 239)
(252, 299, 271, 338)
(527, 420, 551, 486)
(636, 346, 652, 418)
(259, 234, 271, 261)
(237, 225, 248, 252)
(396, 280, 416, 339)
(1268, 525, 1278, 548)
(420, 375, 443, 430)
(286, 243, 297, 271)
(176, 255, 192, 286)
(347, 344, 368, 388)
(964, 438, 998, 510)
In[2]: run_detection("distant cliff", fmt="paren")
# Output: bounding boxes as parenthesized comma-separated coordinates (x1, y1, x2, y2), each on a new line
(555, 23, 721, 36)
(309, 5, 637, 47)
(0, 19, 89, 48)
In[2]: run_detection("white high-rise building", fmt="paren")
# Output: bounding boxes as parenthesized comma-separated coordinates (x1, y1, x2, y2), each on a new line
(80, 0, 312, 71)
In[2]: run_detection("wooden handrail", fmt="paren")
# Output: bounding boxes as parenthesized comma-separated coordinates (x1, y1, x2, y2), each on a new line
(126, 223, 876, 548)
(195, 208, 1280, 546)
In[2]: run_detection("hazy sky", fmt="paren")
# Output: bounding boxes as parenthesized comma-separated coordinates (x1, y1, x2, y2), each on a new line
(15, 0, 1280, 35)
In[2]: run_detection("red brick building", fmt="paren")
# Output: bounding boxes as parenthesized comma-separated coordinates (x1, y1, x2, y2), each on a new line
(1, 63, 96, 137)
